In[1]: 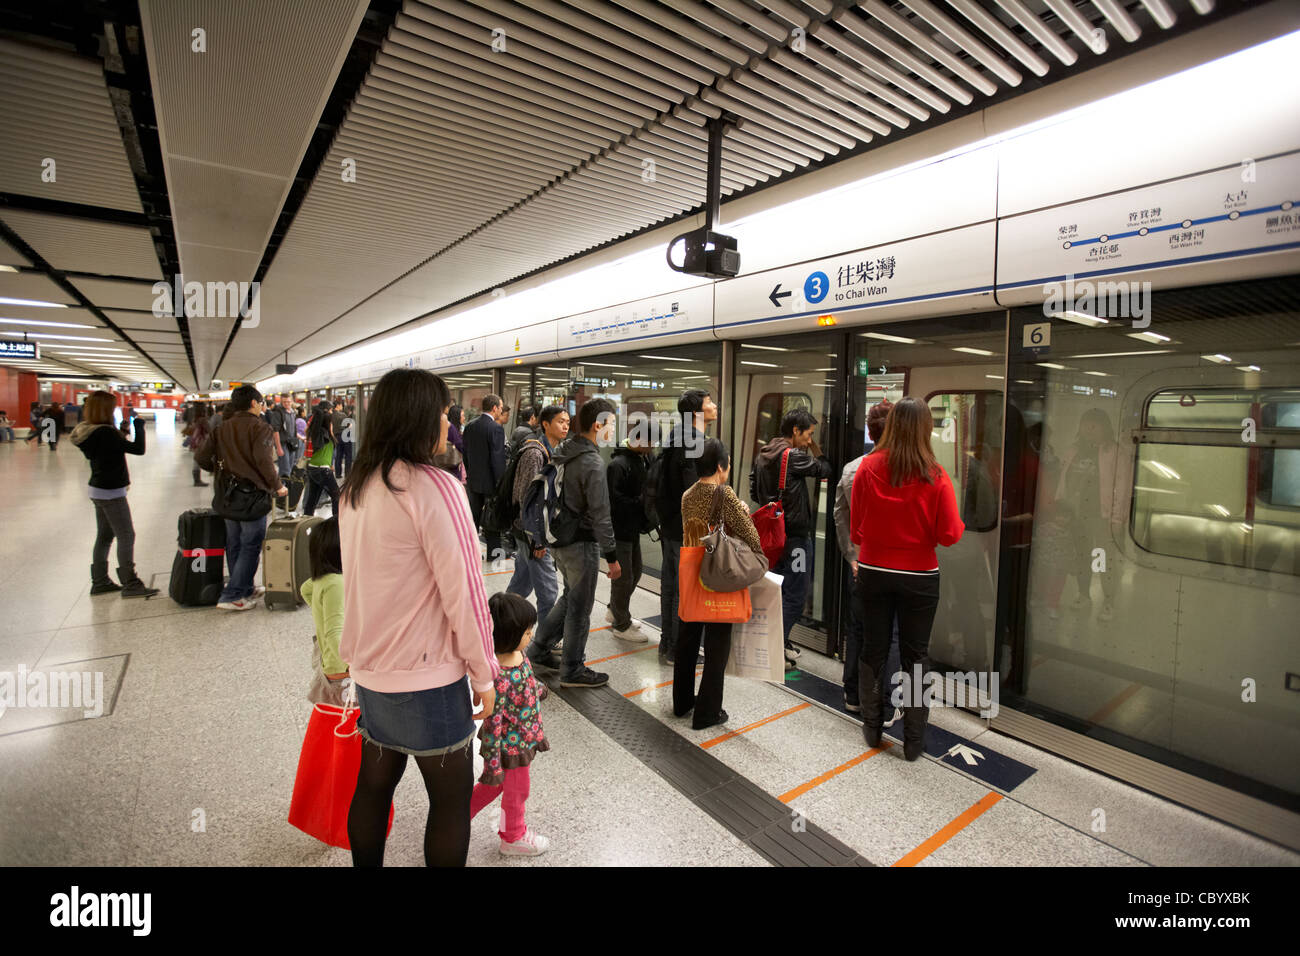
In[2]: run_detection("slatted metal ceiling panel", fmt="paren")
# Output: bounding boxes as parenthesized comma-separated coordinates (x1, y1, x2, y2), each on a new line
(233, 0, 1224, 380)
(137, 0, 371, 385)
(0, 211, 163, 281)
(0, 39, 144, 213)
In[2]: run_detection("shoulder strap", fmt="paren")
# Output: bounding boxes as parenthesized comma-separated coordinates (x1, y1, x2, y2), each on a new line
(777, 447, 792, 492)
(706, 483, 725, 529)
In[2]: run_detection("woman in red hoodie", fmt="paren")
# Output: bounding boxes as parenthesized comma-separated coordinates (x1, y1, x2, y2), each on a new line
(850, 397, 965, 760)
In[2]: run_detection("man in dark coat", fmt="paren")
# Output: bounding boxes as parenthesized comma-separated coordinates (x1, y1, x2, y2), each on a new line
(462, 393, 508, 562)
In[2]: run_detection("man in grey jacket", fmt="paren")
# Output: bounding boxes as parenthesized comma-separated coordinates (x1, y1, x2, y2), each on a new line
(506, 405, 568, 628)
(527, 397, 622, 689)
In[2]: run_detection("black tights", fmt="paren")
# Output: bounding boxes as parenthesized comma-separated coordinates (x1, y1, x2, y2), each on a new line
(348, 738, 474, 867)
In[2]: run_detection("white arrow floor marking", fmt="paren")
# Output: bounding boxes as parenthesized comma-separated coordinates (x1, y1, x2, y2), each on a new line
(947, 744, 985, 766)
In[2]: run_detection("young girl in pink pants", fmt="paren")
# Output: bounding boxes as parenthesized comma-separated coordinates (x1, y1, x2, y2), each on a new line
(473, 592, 551, 856)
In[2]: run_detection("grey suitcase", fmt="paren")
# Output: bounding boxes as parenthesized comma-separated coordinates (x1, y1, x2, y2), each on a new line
(262, 515, 323, 610)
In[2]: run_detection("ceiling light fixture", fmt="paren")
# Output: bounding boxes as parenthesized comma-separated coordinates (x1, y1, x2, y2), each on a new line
(952, 346, 995, 356)
(0, 297, 68, 308)
(1202, 354, 1233, 364)
(1052, 311, 1108, 327)
(862, 332, 918, 344)
(741, 343, 790, 352)
(0, 318, 93, 329)
(740, 360, 779, 367)
(1128, 331, 1171, 344)
(1, 332, 113, 342)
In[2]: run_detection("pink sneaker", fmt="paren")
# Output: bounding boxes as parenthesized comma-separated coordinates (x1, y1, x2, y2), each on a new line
(499, 827, 550, 857)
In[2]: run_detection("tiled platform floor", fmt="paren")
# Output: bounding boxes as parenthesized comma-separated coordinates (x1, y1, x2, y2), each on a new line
(1, 428, 1294, 866)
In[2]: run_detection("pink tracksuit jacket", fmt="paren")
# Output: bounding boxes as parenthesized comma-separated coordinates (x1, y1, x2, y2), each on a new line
(339, 461, 499, 694)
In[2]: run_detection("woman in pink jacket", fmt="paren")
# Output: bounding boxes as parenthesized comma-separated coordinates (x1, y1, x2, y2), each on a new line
(339, 368, 499, 867)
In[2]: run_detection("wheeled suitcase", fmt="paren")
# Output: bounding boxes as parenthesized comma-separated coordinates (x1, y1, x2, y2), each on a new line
(170, 508, 226, 606)
(262, 515, 323, 610)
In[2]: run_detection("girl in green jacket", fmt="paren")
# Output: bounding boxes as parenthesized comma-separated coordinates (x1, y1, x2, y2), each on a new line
(300, 516, 349, 706)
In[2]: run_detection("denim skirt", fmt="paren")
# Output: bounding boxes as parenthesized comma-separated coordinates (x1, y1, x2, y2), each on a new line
(354, 677, 475, 757)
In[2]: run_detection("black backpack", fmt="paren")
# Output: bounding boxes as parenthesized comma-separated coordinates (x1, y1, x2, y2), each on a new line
(642, 447, 671, 537)
(483, 437, 544, 535)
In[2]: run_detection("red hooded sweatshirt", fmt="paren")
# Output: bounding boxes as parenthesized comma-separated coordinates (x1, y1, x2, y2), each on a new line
(849, 450, 965, 572)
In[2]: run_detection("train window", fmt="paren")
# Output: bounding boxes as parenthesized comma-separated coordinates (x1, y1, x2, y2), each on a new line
(1136, 384, 1300, 574)
(927, 391, 1002, 533)
(1146, 386, 1300, 429)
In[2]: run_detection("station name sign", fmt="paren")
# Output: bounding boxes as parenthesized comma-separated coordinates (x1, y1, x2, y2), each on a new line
(0, 340, 39, 360)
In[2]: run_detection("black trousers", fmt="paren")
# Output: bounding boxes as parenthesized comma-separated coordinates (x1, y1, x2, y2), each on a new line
(673, 619, 732, 727)
(856, 569, 940, 736)
(467, 489, 505, 560)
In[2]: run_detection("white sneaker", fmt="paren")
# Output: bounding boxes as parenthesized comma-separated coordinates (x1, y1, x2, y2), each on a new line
(252, 586, 266, 597)
(784, 644, 801, 662)
(216, 598, 256, 611)
(499, 827, 549, 857)
(611, 622, 648, 643)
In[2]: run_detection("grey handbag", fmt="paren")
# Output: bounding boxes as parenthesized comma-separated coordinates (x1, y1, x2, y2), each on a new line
(699, 485, 769, 591)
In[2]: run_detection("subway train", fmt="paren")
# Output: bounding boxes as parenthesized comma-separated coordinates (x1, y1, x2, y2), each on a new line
(252, 31, 1300, 849)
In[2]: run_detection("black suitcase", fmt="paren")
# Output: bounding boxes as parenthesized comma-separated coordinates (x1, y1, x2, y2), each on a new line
(285, 473, 305, 510)
(169, 508, 226, 606)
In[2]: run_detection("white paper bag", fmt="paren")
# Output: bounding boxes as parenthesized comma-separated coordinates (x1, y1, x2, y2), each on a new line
(727, 571, 786, 682)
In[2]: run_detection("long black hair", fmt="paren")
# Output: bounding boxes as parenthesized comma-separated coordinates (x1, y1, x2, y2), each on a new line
(342, 368, 449, 509)
(308, 403, 333, 449)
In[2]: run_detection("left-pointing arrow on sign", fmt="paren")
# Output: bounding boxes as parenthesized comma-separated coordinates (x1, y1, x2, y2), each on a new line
(769, 284, 792, 308)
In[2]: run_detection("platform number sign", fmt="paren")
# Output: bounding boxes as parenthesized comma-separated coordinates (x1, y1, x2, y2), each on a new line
(1023, 322, 1051, 356)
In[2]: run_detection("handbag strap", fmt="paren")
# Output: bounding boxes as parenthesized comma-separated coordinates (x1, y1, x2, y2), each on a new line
(777, 446, 792, 492)
(706, 483, 726, 532)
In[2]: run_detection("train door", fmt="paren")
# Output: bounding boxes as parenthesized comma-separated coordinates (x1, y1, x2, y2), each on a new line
(847, 313, 1008, 674)
(735, 335, 844, 653)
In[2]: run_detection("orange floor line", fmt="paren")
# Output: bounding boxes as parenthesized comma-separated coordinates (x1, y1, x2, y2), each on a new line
(778, 745, 892, 803)
(624, 678, 674, 698)
(588, 644, 659, 665)
(1087, 681, 1144, 725)
(892, 792, 1003, 867)
(699, 702, 810, 749)
(482, 570, 513, 576)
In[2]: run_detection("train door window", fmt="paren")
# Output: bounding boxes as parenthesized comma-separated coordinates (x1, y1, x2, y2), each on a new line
(735, 336, 840, 650)
(1005, 276, 1300, 805)
(927, 391, 1004, 534)
(502, 367, 534, 437)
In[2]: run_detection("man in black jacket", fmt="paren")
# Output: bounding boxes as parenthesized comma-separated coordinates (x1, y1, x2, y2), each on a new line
(606, 434, 653, 642)
(751, 407, 833, 663)
(656, 388, 717, 664)
(510, 404, 538, 452)
(462, 393, 508, 562)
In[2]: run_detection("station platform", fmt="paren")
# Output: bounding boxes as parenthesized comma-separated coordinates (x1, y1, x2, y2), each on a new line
(1, 427, 1294, 868)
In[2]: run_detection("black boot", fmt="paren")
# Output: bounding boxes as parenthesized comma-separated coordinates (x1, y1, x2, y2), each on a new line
(860, 664, 884, 748)
(90, 563, 121, 595)
(902, 705, 929, 761)
(118, 566, 159, 599)
(192, 467, 208, 487)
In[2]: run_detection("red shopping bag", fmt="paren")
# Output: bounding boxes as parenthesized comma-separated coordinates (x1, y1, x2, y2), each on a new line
(288, 703, 393, 849)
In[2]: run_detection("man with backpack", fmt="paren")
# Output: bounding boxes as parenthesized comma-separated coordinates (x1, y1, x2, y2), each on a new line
(751, 408, 834, 663)
(651, 388, 717, 664)
(524, 397, 622, 688)
(505, 404, 569, 626)
(265, 394, 299, 482)
(606, 432, 653, 642)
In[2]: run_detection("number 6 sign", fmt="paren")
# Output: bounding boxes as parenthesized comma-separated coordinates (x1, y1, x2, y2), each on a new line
(1023, 322, 1051, 353)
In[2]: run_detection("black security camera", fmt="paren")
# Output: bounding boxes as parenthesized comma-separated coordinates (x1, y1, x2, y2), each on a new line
(666, 227, 740, 279)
